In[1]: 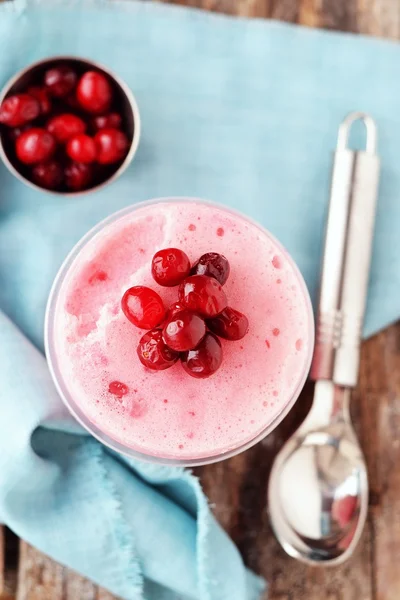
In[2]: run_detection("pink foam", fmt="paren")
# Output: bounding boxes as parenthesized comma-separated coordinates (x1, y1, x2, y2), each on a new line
(53, 201, 313, 460)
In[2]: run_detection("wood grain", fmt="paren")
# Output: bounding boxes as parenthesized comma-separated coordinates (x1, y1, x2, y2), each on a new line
(3, 0, 398, 598)
(0, 528, 16, 600)
(298, 0, 322, 28)
(356, 0, 400, 39)
(16, 542, 119, 600)
(17, 543, 64, 600)
(359, 327, 400, 600)
(0, 527, 4, 597)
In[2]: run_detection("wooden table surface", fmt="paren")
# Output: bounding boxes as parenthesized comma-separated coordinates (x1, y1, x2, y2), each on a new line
(1, 0, 400, 599)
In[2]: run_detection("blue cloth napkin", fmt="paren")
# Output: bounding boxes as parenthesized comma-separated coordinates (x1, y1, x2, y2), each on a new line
(0, 0, 400, 598)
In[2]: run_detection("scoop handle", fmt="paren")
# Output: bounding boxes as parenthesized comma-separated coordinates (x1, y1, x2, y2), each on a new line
(310, 113, 380, 387)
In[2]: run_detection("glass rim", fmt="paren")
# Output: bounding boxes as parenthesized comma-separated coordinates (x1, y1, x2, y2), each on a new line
(44, 196, 315, 466)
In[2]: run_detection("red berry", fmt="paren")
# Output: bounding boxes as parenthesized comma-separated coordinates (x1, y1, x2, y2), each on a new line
(27, 86, 52, 115)
(152, 248, 191, 287)
(47, 113, 86, 143)
(162, 310, 206, 352)
(44, 66, 77, 98)
(181, 332, 223, 379)
(191, 252, 230, 285)
(165, 302, 186, 321)
(92, 112, 122, 131)
(179, 275, 227, 317)
(76, 71, 112, 114)
(15, 128, 56, 164)
(121, 286, 165, 329)
(94, 128, 129, 164)
(64, 162, 93, 191)
(32, 160, 63, 190)
(0, 94, 40, 127)
(137, 329, 179, 371)
(207, 307, 249, 341)
(66, 134, 97, 163)
(108, 381, 129, 398)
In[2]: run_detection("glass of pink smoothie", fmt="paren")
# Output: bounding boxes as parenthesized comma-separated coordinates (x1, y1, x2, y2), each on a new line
(45, 198, 314, 465)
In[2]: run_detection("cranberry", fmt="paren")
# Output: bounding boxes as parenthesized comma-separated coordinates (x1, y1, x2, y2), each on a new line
(165, 302, 186, 321)
(121, 286, 165, 329)
(207, 307, 249, 341)
(66, 134, 97, 163)
(181, 332, 223, 379)
(0, 94, 40, 127)
(64, 162, 93, 191)
(27, 86, 52, 115)
(47, 113, 86, 143)
(137, 329, 179, 371)
(163, 310, 206, 352)
(32, 160, 63, 190)
(152, 248, 191, 287)
(191, 252, 230, 285)
(109, 381, 129, 398)
(76, 71, 112, 114)
(15, 128, 56, 165)
(179, 275, 227, 318)
(92, 112, 122, 131)
(94, 128, 129, 164)
(44, 66, 77, 98)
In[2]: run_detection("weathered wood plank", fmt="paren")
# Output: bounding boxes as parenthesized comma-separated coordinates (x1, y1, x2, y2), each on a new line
(298, 0, 322, 28)
(0, 526, 4, 597)
(16, 543, 64, 600)
(0, 525, 6, 600)
(63, 571, 97, 600)
(319, 0, 358, 32)
(16, 542, 120, 600)
(0, 528, 17, 600)
(159, 0, 270, 17)
(358, 327, 400, 600)
(356, 0, 400, 39)
(269, 0, 299, 22)
(96, 588, 119, 600)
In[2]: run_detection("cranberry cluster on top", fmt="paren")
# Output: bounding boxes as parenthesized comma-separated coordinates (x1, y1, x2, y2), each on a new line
(121, 249, 249, 379)
(0, 64, 129, 191)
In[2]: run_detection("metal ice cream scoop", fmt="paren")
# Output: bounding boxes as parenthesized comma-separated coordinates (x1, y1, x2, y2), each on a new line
(268, 113, 380, 565)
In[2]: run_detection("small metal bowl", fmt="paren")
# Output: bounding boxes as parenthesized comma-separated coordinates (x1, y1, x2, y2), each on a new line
(0, 56, 141, 196)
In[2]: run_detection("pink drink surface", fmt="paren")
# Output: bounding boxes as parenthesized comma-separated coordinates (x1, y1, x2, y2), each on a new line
(52, 201, 312, 460)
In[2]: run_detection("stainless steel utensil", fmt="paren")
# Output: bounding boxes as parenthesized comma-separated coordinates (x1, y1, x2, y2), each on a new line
(268, 112, 380, 565)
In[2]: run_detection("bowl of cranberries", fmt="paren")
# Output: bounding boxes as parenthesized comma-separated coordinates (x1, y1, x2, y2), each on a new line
(0, 56, 140, 194)
(121, 248, 249, 379)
